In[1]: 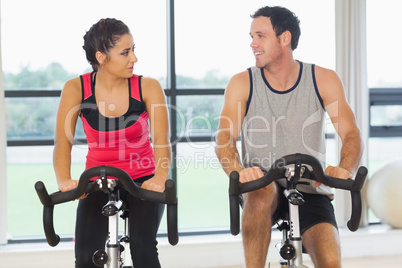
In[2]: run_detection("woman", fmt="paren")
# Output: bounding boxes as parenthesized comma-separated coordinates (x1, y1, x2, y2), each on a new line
(53, 18, 171, 267)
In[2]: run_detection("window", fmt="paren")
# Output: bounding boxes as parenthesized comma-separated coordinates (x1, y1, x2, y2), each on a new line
(370, 89, 402, 137)
(367, 0, 402, 222)
(1, 0, 336, 242)
(173, 0, 336, 231)
(367, 0, 402, 89)
(366, 0, 402, 167)
(174, 0, 335, 89)
(1, 0, 166, 239)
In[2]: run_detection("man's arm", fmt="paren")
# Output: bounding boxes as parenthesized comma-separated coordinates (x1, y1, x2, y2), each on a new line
(315, 66, 363, 179)
(215, 71, 264, 182)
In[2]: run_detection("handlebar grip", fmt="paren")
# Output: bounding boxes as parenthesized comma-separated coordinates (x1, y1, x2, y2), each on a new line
(43, 205, 60, 247)
(345, 166, 367, 231)
(167, 202, 178, 245)
(36, 181, 97, 206)
(165, 179, 176, 204)
(352, 166, 368, 191)
(229, 171, 241, 236)
(35, 181, 97, 246)
(165, 179, 178, 245)
(35, 181, 52, 206)
(347, 191, 362, 232)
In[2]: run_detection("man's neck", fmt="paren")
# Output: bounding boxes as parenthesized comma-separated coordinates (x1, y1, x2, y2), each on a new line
(263, 58, 300, 91)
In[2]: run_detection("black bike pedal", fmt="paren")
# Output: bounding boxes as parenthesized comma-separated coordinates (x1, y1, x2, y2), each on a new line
(92, 249, 109, 267)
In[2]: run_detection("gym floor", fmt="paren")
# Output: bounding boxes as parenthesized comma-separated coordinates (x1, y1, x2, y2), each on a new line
(217, 254, 402, 267)
(1, 227, 402, 268)
(1, 250, 401, 267)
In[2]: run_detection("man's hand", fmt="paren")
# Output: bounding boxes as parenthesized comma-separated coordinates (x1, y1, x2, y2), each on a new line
(239, 166, 265, 184)
(316, 165, 352, 187)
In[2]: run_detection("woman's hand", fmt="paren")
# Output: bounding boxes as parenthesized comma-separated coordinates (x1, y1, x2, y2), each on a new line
(58, 179, 78, 192)
(58, 179, 87, 199)
(141, 175, 167, 193)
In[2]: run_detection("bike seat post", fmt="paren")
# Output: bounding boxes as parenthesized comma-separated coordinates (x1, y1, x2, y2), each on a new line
(120, 209, 132, 267)
(288, 202, 304, 267)
(285, 165, 306, 268)
(97, 179, 123, 268)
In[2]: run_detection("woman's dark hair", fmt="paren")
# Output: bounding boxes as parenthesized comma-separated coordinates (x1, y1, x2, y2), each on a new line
(251, 6, 301, 50)
(83, 18, 130, 71)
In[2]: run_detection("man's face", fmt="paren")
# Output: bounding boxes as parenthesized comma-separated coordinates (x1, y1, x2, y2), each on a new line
(249, 16, 282, 69)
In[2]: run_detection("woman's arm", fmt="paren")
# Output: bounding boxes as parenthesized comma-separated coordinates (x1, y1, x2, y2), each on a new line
(141, 77, 171, 192)
(53, 77, 82, 192)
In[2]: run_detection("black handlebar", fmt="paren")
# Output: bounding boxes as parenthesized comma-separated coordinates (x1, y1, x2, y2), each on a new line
(229, 153, 368, 235)
(35, 166, 178, 246)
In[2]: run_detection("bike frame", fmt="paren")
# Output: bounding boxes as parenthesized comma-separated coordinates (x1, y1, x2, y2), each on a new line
(93, 178, 132, 268)
(276, 166, 309, 268)
(121, 209, 132, 268)
(102, 196, 133, 268)
(105, 200, 123, 268)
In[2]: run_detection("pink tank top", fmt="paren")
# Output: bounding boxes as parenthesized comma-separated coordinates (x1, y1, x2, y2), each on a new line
(79, 72, 155, 180)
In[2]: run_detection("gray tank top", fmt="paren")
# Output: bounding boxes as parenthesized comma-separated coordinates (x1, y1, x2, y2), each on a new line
(241, 61, 333, 197)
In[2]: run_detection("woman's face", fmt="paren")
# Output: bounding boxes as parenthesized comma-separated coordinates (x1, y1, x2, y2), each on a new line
(101, 33, 138, 78)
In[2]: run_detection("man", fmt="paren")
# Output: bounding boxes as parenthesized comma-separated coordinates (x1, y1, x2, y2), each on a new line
(215, 6, 363, 268)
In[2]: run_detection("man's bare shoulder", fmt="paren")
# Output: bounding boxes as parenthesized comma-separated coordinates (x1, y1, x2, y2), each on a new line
(314, 65, 346, 106)
(314, 65, 340, 84)
(226, 70, 251, 101)
(228, 70, 250, 86)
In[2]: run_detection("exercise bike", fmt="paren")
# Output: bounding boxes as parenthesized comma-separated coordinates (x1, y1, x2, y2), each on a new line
(229, 153, 367, 268)
(35, 165, 178, 268)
